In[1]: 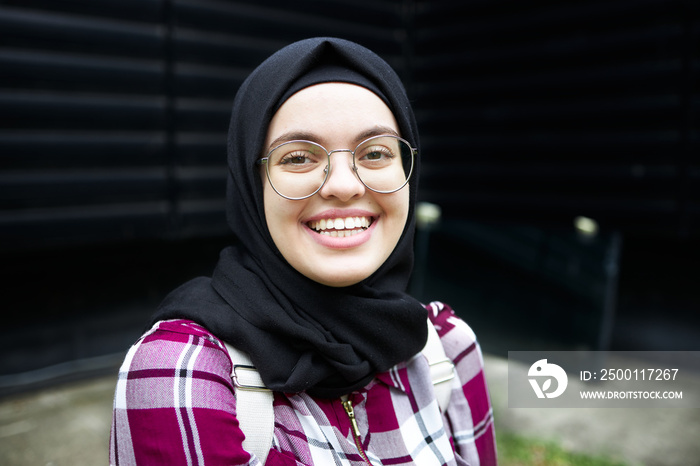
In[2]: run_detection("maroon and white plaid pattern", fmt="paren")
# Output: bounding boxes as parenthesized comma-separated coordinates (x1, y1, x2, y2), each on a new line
(110, 302, 497, 465)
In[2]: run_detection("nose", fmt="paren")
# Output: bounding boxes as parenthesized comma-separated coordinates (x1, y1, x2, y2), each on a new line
(318, 150, 365, 201)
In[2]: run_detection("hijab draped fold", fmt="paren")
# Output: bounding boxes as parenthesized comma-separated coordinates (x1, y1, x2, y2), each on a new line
(151, 37, 427, 398)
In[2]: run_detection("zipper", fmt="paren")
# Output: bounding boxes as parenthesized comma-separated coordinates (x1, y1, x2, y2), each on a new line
(341, 395, 371, 464)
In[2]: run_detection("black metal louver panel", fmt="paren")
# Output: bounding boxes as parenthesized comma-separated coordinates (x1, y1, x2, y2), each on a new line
(2, 0, 697, 247)
(412, 0, 699, 238)
(0, 0, 406, 251)
(0, 0, 168, 250)
(165, 0, 406, 238)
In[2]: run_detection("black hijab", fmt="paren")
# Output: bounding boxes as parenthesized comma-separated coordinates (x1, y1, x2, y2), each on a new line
(152, 37, 427, 398)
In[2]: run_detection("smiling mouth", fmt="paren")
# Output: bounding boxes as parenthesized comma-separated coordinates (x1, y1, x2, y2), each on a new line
(307, 216, 373, 237)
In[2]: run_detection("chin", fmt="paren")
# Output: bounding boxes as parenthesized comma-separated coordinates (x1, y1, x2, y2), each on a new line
(316, 274, 365, 288)
(310, 266, 374, 288)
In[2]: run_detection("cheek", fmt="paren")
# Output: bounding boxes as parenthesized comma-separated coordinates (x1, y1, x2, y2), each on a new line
(393, 188, 410, 229)
(262, 181, 284, 244)
(380, 188, 410, 248)
(263, 183, 304, 250)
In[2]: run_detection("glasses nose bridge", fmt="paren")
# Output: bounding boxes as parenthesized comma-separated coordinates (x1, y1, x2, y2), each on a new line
(325, 147, 357, 170)
(322, 146, 362, 188)
(327, 147, 355, 158)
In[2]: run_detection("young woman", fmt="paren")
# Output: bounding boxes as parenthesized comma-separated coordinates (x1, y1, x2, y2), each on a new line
(110, 37, 497, 465)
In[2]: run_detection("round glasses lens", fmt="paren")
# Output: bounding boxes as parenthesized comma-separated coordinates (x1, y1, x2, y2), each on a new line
(266, 141, 329, 199)
(353, 136, 413, 193)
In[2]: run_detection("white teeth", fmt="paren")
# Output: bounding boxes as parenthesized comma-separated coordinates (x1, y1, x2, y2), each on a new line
(308, 216, 373, 234)
(319, 229, 362, 237)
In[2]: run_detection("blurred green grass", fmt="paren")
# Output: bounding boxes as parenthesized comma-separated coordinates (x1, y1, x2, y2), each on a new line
(497, 431, 627, 466)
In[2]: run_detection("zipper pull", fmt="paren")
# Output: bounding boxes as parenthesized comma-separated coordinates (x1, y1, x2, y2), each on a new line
(340, 395, 372, 464)
(341, 397, 361, 438)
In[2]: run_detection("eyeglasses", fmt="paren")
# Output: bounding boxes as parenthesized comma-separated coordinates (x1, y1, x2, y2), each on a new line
(258, 134, 416, 200)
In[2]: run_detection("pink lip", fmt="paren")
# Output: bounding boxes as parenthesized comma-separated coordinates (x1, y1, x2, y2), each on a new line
(302, 209, 379, 249)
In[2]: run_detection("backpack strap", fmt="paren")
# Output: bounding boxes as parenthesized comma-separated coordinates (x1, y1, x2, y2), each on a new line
(422, 319, 456, 412)
(224, 343, 274, 465)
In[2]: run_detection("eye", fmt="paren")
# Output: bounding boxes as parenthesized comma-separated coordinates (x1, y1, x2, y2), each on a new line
(364, 149, 389, 160)
(357, 145, 395, 167)
(272, 147, 326, 174)
(279, 151, 314, 165)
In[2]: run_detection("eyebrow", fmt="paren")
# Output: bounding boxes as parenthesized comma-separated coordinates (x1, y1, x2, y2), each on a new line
(266, 125, 400, 152)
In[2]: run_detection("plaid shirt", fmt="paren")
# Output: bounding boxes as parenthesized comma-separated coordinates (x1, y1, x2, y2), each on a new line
(110, 302, 497, 465)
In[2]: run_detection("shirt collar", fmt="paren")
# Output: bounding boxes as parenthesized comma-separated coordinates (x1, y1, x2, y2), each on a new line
(374, 354, 421, 393)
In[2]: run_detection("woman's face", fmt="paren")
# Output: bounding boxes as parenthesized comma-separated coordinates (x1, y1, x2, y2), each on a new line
(262, 83, 410, 287)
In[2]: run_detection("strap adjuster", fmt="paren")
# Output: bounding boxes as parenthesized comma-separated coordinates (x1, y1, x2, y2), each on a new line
(232, 364, 271, 391)
(429, 358, 456, 385)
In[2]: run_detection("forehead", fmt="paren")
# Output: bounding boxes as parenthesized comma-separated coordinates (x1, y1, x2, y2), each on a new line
(266, 82, 399, 146)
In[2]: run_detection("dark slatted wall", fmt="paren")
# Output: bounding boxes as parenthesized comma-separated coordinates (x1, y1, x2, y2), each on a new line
(1, 1, 698, 384)
(0, 0, 407, 251)
(2, 0, 697, 251)
(0, 0, 412, 388)
(0, 1, 169, 249)
(412, 0, 699, 238)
